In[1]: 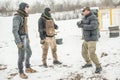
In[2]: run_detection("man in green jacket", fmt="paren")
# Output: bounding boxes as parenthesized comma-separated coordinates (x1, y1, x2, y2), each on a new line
(38, 8, 62, 68)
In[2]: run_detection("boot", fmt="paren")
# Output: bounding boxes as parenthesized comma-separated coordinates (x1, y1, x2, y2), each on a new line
(43, 63, 48, 68)
(82, 64, 92, 68)
(53, 60, 62, 65)
(95, 66, 102, 73)
(25, 68, 37, 73)
(19, 73, 28, 79)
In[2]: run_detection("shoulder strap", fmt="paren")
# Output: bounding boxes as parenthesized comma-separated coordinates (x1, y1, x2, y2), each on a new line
(23, 17, 28, 34)
(41, 17, 46, 21)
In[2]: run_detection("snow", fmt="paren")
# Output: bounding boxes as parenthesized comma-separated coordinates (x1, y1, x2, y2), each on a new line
(0, 14, 120, 80)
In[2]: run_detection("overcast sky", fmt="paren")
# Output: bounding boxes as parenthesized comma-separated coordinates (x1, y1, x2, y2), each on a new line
(2, 0, 119, 8)
(0, 0, 100, 5)
(1, 0, 119, 5)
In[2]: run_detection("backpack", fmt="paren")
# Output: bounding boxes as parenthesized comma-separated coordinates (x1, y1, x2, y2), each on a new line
(45, 20, 55, 36)
(91, 9, 98, 17)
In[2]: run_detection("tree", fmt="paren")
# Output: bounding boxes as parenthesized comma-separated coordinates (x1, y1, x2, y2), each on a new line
(0, 0, 13, 16)
(30, 1, 45, 14)
(100, 0, 115, 7)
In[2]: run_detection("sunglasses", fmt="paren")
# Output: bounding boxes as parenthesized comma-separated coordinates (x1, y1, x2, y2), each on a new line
(26, 5, 29, 8)
(82, 10, 86, 12)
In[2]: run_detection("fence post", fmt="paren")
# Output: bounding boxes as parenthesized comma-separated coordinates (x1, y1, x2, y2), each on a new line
(98, 9, 102, 30)
(110, 8, 112, 25)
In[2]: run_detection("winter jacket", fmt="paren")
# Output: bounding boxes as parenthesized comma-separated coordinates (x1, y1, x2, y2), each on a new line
(77, 12, 100, 41)
(12, 10, 29, 44)
(38, 13, 58, 40)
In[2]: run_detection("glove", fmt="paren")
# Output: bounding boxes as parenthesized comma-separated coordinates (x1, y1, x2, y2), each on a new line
(17, 43, 23, 49)
(77, 21, 83, 28)
(40, 39, 45, 44)
(77, 21, 81, 27)
(55, 24, 59, 30)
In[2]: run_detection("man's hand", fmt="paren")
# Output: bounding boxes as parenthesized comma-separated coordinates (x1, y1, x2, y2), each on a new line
(55, 24, 59, 30)
(77, 20, 83, 28)
(40, 39, 45, 44)
(17, 43, 23, 49)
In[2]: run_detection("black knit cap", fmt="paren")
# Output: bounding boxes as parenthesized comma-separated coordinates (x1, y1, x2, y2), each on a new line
(19, 2, 29, 11)
(44, 7, 51, 13)
(44, 7, 51, 17)
(82, 7, 90, 12)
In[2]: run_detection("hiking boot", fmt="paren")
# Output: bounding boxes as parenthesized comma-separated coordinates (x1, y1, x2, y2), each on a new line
(53, 60, 62, 65)
(25, 68, 37, 73)
(95, 66, 102, 73)
(82, 64, 92, 68)
(19, 73, 28, 79)
(43, 63, 48, 68)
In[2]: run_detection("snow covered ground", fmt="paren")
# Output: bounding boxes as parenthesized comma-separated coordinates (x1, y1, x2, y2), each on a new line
(0, 14, 120, 80)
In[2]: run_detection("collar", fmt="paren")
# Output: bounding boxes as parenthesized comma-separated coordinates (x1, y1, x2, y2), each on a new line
(15, 10, 28, 17)
(41, 13, 53, 20)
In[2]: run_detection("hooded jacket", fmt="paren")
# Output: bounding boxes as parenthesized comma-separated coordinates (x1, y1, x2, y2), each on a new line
(78, 12, 100, 41)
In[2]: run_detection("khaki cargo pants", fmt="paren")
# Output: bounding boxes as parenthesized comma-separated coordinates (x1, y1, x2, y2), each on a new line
(82, 41, 100, 67)
(42, 37, 58, 64)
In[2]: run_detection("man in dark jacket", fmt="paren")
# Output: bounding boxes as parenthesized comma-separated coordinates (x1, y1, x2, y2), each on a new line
(12, 2, 36, 79)
(38, 8, 62, 68)
(77, 7, 102, 73)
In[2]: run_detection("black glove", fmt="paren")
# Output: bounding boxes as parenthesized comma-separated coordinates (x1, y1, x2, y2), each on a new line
(55, 24, 59, 30)
(77, 21, 81, 28)
(77, 21, 83, 28)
